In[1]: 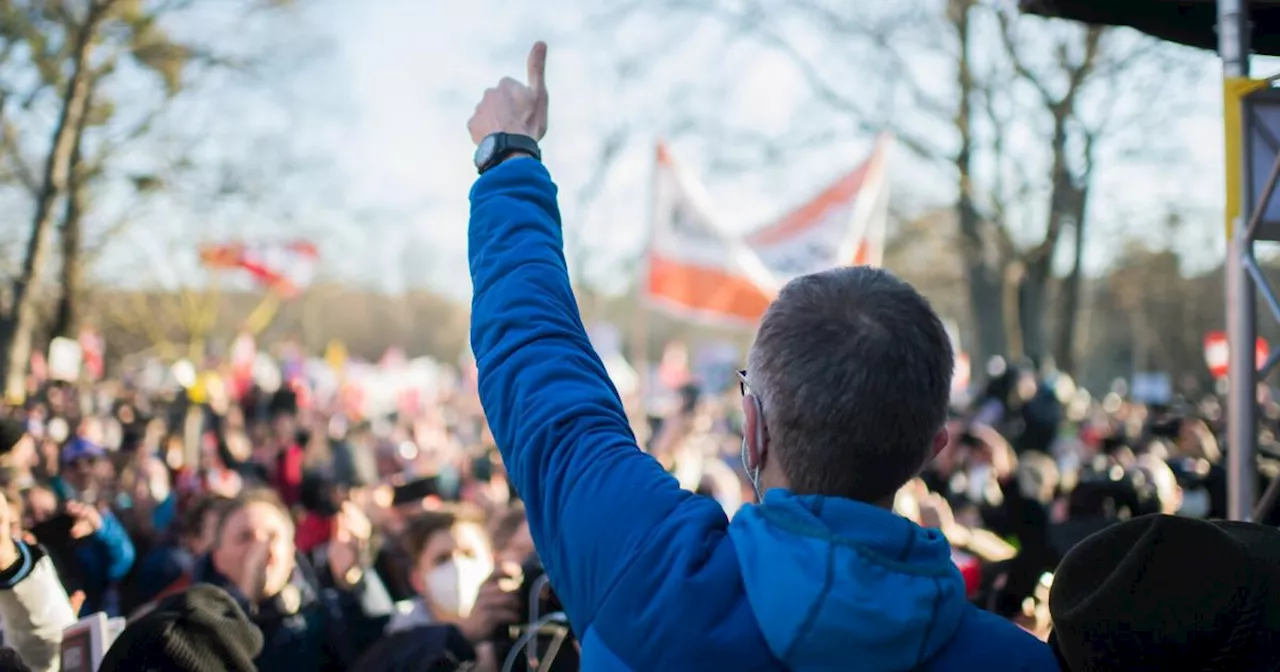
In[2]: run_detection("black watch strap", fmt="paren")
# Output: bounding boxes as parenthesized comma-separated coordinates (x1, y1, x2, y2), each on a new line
(477, 133, 541, 175)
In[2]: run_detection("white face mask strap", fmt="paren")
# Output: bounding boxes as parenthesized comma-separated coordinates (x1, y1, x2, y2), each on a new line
(740, 386, 765, 503)
(741, 438, 762, 503)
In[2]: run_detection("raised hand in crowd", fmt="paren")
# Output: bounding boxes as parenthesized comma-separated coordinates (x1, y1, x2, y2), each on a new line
(467, 41, 548, 145)
(63, 500, 102, 540)
(916, 488, 958, 537)
(328, 501, 372, 589)
(235, 538, 272, 607)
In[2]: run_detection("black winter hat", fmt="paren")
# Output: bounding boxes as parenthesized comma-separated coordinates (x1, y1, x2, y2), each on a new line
(268, 387, 298, 418)
(1049, 514, 1280, 671)
(0, 417, 26, 456)
(99, 584, 264, 672)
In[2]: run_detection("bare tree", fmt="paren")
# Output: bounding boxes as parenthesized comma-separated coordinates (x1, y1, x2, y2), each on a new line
(0, 0, 330, 394)
(586, 0, 1203, 374)
(0, 0, 108, 400)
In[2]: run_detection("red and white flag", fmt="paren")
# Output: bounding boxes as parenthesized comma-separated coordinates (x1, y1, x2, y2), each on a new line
(199, 240, 319, 297)
(644, 143, 779, 327)
(746, 137, 890, 281)
(1204, 331, 1270, 379)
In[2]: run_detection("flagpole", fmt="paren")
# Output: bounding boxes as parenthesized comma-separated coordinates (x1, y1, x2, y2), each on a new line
(632, 142, 660, 445)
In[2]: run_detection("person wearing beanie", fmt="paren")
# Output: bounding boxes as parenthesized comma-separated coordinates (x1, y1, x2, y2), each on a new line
(0, 647, 31, 672)
(1049, 513, 1280, 670)
(99, 584, 263, 672)
(0, 418, 34, 491)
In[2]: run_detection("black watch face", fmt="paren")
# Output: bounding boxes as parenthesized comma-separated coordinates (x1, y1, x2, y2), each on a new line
(475, 135, 498, 170)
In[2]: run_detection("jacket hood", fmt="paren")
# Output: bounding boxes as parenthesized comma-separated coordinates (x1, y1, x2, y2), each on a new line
(728, 489, 967, 672)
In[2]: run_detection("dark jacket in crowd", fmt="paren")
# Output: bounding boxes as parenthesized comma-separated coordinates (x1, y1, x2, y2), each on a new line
(33, 509, 135, 616)
(188, 554, 389, 671)
(467, 158, 1058, 670)
(125, 543, 196, 615)
(351, 625, 476, 672)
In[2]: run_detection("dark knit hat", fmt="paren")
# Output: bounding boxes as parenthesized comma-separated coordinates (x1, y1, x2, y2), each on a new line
(99, 584, 263, 672)
(1049, 514, 1280, 671)
(0, 418, 26, 456)
(268, 387, 298, 418)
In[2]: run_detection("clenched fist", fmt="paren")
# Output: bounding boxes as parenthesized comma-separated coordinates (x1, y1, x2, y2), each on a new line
(467, 41, 549, 145)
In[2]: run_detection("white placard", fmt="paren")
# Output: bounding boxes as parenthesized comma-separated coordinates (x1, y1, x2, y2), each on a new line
(48, 337, 82, 382)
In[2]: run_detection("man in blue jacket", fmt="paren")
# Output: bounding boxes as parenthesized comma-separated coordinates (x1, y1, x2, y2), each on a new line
(466, 42, 1058, 671)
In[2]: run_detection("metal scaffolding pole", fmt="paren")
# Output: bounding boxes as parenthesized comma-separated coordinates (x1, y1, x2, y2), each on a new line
(1222, 0, 1255, 521)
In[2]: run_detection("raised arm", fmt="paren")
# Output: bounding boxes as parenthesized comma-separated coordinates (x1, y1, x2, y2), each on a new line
(465, 44, 726, 639)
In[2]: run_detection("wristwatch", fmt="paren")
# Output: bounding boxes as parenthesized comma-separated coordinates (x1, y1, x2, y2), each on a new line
(474, 133, 541, 174)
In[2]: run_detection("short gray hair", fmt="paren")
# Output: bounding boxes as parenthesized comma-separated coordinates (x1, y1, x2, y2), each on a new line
(747, 267, 953, 503)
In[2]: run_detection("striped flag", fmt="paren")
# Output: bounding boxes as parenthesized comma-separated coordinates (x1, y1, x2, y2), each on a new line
(747, 137, 890, 281)
(644, 143, 778, 327)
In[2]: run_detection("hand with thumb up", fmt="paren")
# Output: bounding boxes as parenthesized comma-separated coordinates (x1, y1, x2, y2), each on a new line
(467, 41, 549, 145)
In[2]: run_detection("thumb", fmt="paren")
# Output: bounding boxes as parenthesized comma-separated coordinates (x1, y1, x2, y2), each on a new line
(526, 41, 547, 92)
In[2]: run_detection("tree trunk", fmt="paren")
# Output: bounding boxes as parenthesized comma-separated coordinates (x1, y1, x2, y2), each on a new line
(951, 0, 1007, 366)
(2, 4, 105, 399)
(1054, 183, 1090, 375)
(53, 111, 91, 340)
(1018, 258, 1051, 368)
(1016, 112, 1073, 371)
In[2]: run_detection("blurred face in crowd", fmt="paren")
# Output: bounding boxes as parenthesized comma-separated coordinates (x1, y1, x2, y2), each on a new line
(248, 421, 270, 449)
(272, 413, 297, 445)
(64, 455, 99, 495)
(23, 486, 57, 527)
(131, 458, 171, 507)
(213, 501, 296, 600)
(46, 387, 65, 414)
(413, 521, 494, 619)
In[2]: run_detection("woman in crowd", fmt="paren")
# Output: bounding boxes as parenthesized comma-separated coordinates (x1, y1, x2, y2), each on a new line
(359, 505, 519, 671)
(386, 506, 519, 640)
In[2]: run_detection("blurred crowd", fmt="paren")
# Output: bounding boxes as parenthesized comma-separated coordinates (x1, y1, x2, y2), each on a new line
(0, 343, 1261, 671)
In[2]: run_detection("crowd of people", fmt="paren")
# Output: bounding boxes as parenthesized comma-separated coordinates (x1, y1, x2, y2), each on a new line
(0, 371, 558, 671)
(0, 39, 1270, 671)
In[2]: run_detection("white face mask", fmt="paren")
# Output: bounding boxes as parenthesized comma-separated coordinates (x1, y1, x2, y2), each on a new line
(425, 554, 493, 618)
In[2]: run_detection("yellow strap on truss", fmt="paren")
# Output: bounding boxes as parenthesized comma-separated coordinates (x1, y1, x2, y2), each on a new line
(1225, 76, 1270, 239)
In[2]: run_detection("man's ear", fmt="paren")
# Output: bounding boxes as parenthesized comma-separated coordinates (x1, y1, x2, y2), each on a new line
(930, 427, 949, 460)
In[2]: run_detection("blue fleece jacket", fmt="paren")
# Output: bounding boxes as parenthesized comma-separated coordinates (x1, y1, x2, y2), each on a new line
(468, 158, 1058, 671)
